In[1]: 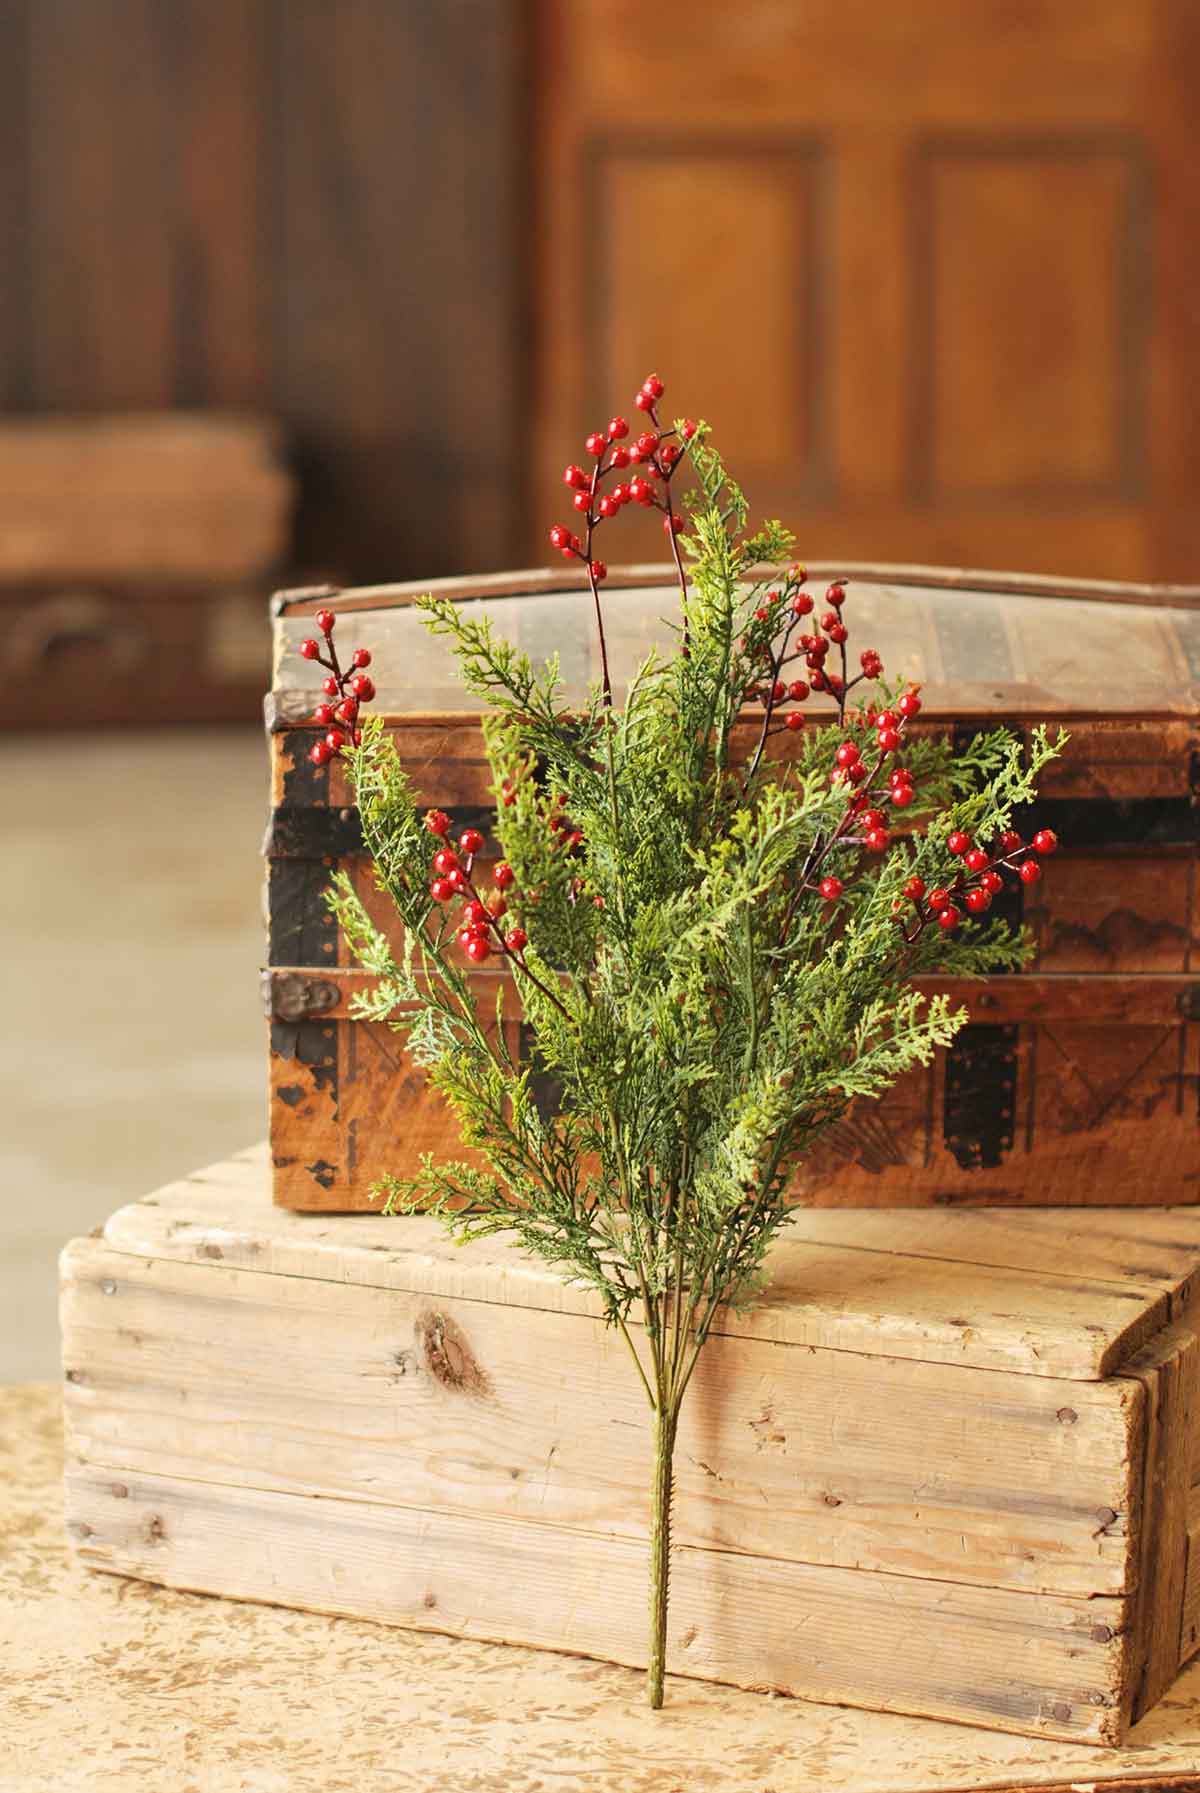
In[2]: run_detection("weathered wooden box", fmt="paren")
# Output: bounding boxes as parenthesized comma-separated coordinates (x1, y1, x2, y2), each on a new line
(61, 1146, 1200, 1746)
(3, 413, 293, 728)
(264, 564, 1200, 1213)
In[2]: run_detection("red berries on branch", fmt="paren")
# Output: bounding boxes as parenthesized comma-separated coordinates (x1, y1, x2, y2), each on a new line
(547, 374, 701, 587)
(297, 608, 376, 766)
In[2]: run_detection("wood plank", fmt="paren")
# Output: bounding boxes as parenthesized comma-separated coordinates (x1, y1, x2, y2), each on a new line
(101, 1152, 1186, 1380)
(1123, 1327, 1200, 1722)
(267, 966, 1200, 1030)
(270, 567, 1200, 723)
(273, 0, 524, 581)
(63, 1462, 1127, 1745)
(61, 1237, 1142, 1598)
(15, 1384, 1200, 1793)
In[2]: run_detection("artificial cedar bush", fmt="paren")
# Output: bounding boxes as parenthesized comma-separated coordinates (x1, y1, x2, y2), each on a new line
(299, 380, 1063, 1710)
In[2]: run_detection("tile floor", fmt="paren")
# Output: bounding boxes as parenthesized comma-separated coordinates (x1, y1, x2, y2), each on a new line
(2, 728, 267, 1379)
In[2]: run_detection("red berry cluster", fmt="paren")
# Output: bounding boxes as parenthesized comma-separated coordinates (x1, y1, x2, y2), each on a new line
(424, 809, 528, 965)
(549, 375, 698, 578)
(744, 573, 890, 743)
(897, 825, 1058, 937)
(298, 609, 376, 766)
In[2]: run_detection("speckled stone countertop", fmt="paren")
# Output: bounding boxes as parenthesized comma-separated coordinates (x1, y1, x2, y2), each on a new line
(3, 1385, 1199, 1793)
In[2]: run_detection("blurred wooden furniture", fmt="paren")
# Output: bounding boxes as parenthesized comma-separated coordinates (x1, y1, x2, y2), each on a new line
(7, 1387, 1198, 1788)
(265, 566, 1199, 1213)
(535, 1, 1200, 581)
(1, 5, 1197, 585)
(0, 413, 292, 725)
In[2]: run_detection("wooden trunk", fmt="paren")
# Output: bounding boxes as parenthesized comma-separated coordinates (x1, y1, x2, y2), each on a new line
(264, 564, 1200, 1212)
(61, 1146, 1200, 1746)
(2, 414, 293, 727)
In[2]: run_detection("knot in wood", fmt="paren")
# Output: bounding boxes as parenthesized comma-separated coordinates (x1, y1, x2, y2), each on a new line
(417, 1310, 491, 1397)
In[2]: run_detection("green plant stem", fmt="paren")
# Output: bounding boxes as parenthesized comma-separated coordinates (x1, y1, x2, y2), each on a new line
(646, 1398, 678, 1710)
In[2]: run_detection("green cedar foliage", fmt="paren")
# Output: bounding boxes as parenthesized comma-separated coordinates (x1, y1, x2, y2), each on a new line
(328, 428, 1062, 1706)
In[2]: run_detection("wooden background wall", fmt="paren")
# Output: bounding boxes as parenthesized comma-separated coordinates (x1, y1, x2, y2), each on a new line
(0, 0, 1197, 590)
(0, 0, 528, 586)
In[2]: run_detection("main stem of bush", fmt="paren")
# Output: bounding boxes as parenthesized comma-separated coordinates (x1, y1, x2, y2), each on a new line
(646, 1398, 679, 1708)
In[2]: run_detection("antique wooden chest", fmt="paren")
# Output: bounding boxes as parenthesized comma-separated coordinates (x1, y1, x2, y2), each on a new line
(264, 564, 1200, 1213)
(61, 1146, 1200, 1746)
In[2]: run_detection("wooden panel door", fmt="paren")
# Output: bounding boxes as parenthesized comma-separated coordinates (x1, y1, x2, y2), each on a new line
(532, 2, 1200, 582)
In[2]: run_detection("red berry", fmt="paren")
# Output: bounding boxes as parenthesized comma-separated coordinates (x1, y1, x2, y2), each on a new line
(628, 477, 652, 504)
(610, 445, 631, 469)
(590, 560, 607, 582)
(315, 608, 336, 635)
(1033, 829, 1058, 855)
(825, 583, 846, 609)
(349, 674, 374, 701)
(312, 703, 334, 726)
(903, 876, 925, 901)
(664, 512, 684, 535)
(820, 876, 844, 901)
(322, 675, 339, 696)
(938, 906, 961, 931)
(928, 887, 951, 912)
(325, 728, 345, 751)
(309, 740, 332, 766)
(585, 432, 606, 457)
(810, 669, 827, 691)
(430, 877, 452, 902)
(573, 491, 591, 513)
(680, 419, 697, 439)
(963, 847, 989, 873)
(981, 870, 1004, 894)
(549, 524, 571, 549)
(335, 698, 358, 723)
(788, 680, 809, 701)
(593, 496, 615, 520)
(461, 900, 487, 927)
(861, 809, 886, 831)
(634, 390, 654, 412)
(563, 464, 586, 489)
(494, 862, 515, 890)
(1018, 857, 1042, 884)
(660, 444, 679, 468)
(876, 726, 901, 752)
(351, 648, 371, 670)
(299, 638, 320, 660)
(860, 650, 883, 678)
(835, 742, 860, 769)
(828, 622, 848, 645)
(864, 828, 889, 852)
(791, 593, 814, 616)
(504, 927, 528, 952)
(998, 830, 1023, 856)
(965, 888, 992, 914)
(636, 432, 660, 456)
(424, 809, 451, 836)
(785, 711, 804, 732)
(770, 680, 785, 702)
(465, 935, 491, 963)
(898, 691, 922, 718)
(459, 827, 485, 856)
(947, 830, 971, 857)
(642, 374, 665, 399)
(608, 416, 629, 440)
(754, 607, 770, 622)
(875, 710, 898, 729)
(846, 759, 865, 781)
(433, 847, 459, 875)
(445, 866, 467, 893)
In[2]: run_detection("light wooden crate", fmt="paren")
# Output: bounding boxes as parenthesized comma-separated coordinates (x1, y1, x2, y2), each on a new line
(60, 1146, 1200, 1747)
